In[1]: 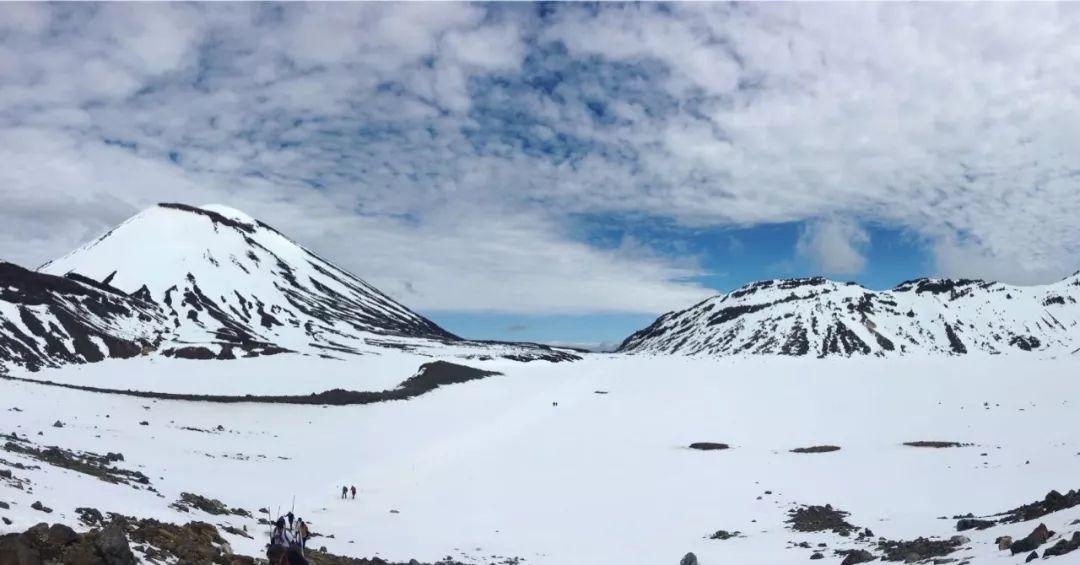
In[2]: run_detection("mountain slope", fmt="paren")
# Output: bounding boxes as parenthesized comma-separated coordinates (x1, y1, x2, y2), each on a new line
(29, 203, 576, 365)
(618, 276, 1080, 357)
(0, 262, 165, 374)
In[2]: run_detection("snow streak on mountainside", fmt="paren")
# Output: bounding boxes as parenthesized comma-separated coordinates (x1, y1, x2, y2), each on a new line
(25, 203, 575, 367)
(0, 262, 165, 374)
(619, 276, 1080, 357)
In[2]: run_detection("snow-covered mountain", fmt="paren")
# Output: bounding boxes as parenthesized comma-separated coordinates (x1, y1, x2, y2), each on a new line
(618, 276, 1080, 357)
(0, 262, 165, 374)
(0, 203, 575, 374)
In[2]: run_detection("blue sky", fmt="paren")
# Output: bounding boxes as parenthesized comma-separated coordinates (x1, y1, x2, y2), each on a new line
(3, 3, 1080, 349)
(425, 221, 930, 347)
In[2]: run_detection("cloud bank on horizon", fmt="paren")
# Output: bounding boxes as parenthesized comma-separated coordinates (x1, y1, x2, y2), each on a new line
(2, 2, 1080, 315)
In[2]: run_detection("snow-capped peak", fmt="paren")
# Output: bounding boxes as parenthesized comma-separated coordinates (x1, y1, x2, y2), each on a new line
(197, 203, 259, 226)
(619, 274, 1080, 357)
(38, 202, 456, 357)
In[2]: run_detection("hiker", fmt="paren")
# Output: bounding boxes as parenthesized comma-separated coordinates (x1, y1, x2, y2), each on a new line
(341, 485, 348, 499)
(350, 485, 357, 499)
(271, 516, 287, 546)
(297, 518, 310, 549)
(286, 511, 294, 530)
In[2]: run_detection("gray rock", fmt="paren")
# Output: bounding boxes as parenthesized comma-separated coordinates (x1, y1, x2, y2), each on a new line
(680, 552, 698, 565)
(46, 524, 77, 546)
(95, 524, 136, 565)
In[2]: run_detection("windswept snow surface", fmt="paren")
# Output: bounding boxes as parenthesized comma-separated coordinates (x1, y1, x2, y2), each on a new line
(3, 355, 1080, 564)
(620, 276, 1080, 357)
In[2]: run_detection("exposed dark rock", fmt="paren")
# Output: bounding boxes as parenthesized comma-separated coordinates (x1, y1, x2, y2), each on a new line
(30, 501, 51, 514)
(76, 507, 105, 527)
(1010, 523, 1053, 555)
(787, 504, 856, 535)
(904, 441, 969, 449)
(791, 445, 841, 454)
(955, 518, 994, 531)
(1, 361, 501, 407)
(680, 553, 698, 565)
(1000, 490, 1080, 524)
(46, 524, 77, 546)
(1042, 532, 1080, 557)
(838, 549, 875, 564)
(169, 492, 251, 517)
(3, 440, 150, 487)
(708, 530, 741, 540)
(689, 442, 730, 451)
(877, 536, 963, 561)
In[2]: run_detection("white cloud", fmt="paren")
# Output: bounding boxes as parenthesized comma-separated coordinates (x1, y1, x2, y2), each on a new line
(2, 3, 1080, 315)
(796, 218, 870, 276)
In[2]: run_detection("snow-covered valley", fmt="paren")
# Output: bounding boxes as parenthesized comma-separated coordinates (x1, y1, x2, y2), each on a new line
(3, 353, 1080, 564)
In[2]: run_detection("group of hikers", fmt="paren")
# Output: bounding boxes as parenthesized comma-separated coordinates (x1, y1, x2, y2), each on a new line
(268, 510, 311, 564)
(266, 488, 359, 564)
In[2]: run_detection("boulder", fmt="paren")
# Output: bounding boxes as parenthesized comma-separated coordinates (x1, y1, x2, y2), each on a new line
(689, 442, 729, 451)
(839, 550, 875, 565)
(46, 524, 78, 546)
(956, 518, 994, 531)
(0, 533, 42, 565)
(95, 525, 136, 565)
(1043, 532, 1080, 557)
(680, 553, 698, 565)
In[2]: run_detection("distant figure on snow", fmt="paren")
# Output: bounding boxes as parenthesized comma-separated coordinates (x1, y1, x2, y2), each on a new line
(341, 485, 348, 499)
(286, 511, 294, 529)
(350, 485, 357, 499)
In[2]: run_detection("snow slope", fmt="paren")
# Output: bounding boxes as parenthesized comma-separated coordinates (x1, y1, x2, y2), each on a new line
(3, 355, 1080, 564)
(40, 203, 455, 354)
(619, 276, 1080, 357)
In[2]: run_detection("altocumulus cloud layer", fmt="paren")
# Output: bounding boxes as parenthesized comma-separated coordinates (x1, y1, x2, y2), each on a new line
(2, 3, 1080, 314)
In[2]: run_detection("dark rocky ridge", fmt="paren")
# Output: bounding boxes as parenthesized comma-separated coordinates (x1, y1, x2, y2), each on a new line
(0, 361, 501, 405)
(0, 262, 163, 375)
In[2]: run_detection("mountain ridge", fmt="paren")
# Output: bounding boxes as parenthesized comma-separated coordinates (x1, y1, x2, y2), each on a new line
(618, 275, 1080, 357)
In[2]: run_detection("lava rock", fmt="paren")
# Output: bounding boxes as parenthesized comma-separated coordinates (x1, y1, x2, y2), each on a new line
(46, 524, 77, 546)
(689, 442, 730, 451)
(956, 518, 994, 531)
(1042, 532, 1080, 557)
(96, 524, 136, 565)
(839, 549, 875, 565)
(790, 445, 841, 454)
